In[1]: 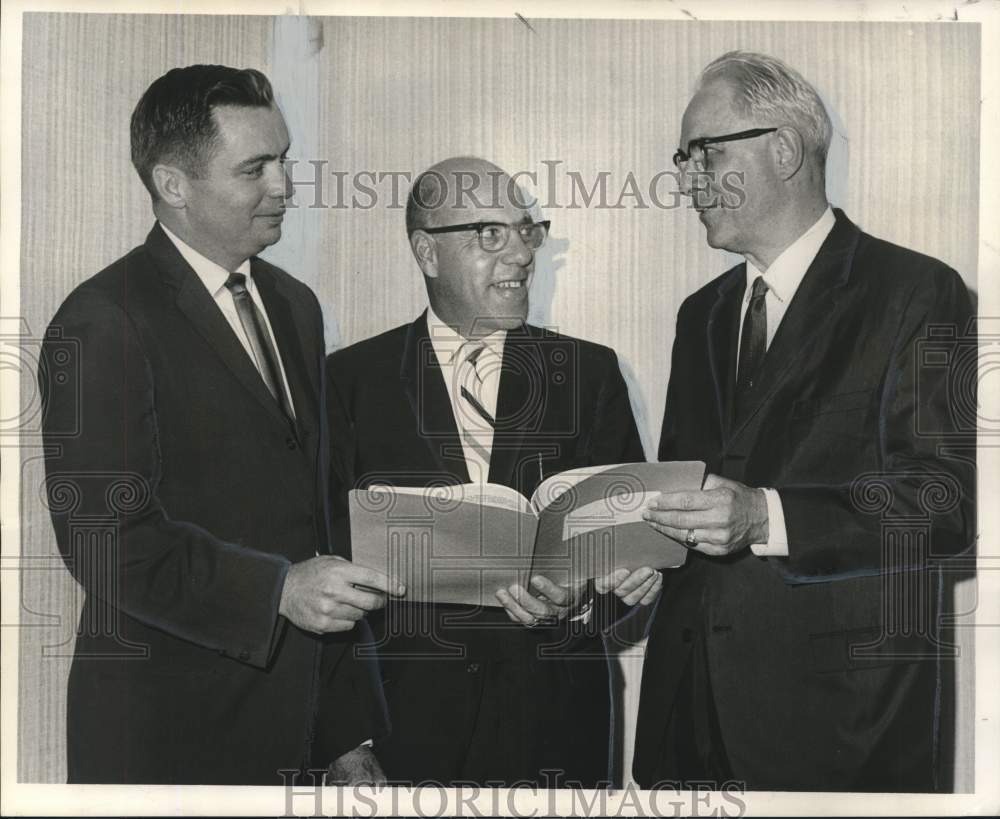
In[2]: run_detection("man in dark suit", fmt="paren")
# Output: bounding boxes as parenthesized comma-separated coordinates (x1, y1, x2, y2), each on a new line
(327, 156, 662, 787)
(634, 51, 976, 791)
(39, 64, 402, 785)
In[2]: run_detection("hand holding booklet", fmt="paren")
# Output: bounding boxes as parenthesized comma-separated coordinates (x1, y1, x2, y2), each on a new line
(348, 460, 706, 607)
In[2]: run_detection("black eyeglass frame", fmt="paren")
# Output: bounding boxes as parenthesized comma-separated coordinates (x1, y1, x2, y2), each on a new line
(672, 127, 778, 169)
(413, 219, 552, 250)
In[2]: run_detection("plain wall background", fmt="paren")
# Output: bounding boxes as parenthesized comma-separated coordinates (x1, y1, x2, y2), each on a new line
(17, 12, 980, 785)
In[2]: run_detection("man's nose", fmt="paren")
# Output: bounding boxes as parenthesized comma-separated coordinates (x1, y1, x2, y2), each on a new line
(268, 161, 290, 200)
(501, 229, 533, 265)
(677, 161, 696, 198)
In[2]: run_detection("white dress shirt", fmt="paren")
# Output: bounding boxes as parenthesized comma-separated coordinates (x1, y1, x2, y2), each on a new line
(740, 207, 836, 557)
(160, 222, 295, 418)
(426, 304, 506, 483)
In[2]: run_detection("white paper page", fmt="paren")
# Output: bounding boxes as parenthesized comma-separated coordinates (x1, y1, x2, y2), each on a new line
(370, 482, 532, 516)
(531, 462, 631, 512)
(561, 489, 661, 540)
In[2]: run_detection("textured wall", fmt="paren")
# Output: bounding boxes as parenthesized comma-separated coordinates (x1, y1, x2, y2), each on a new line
(17, 13, 979, 786)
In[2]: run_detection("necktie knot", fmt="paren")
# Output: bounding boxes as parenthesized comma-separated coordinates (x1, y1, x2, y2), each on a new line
(224, 272, 248, 295)
(749, 275, 769, 302)
(463, 340, 487, 365)
(458, 340, 488, 384)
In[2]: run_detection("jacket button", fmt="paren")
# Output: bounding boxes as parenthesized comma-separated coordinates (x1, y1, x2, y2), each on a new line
(285, 437, 297, 450)
(681, 627, 694, 643)
(466, 662, 480, 673)
(239, 650, 250, 661)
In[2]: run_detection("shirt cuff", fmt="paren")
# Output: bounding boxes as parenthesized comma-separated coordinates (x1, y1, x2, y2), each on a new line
(749, 488, 789, 557)
(569, 597, 594, 624)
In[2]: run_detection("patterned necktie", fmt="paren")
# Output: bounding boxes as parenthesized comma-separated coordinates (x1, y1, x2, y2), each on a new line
(456, 341, 495, 477)
(224, 272, 294, 422)
(735, 275, 769, 416)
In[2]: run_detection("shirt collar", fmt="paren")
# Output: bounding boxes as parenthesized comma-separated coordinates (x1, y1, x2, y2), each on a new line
(159, 221, 253, 299)
(425, 303, 507, 366)
(744, 206, 835, 304)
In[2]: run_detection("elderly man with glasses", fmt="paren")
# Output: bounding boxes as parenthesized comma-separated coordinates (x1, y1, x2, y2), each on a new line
(325, 156, 661, 787)
(634, 51, 975, 792)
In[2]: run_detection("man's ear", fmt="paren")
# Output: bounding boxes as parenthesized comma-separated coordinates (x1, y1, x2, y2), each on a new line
(151, 163, 189, 209)
(410, 230, 438, 278)
(773, 126, 805, 181)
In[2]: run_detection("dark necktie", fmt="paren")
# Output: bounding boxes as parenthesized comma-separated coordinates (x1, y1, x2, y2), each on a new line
(735, 275, 769, 415)
(224, 272, 294, 421)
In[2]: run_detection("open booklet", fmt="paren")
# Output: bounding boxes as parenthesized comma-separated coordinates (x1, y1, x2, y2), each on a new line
(348, 460, 705, 606)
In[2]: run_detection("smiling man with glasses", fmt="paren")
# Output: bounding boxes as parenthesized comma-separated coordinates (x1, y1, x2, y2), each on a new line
(634, 51, 975, 792)
(325, 156, 660, 786)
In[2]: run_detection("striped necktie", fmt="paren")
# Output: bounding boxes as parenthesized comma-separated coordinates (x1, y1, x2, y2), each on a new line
(456, 341, 495, 476)
(224, 272, 294, 422)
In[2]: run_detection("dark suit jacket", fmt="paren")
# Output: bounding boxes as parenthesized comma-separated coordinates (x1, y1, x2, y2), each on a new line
(327, 314, 645, 786)
(39, 224, 384, 784)
(633, 210, 976, 791)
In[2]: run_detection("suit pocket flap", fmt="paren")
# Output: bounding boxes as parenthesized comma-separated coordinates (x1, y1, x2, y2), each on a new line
(792, 388, 875, 419)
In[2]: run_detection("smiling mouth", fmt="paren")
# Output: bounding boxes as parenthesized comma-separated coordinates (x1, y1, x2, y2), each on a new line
(494, 280, 526, 290)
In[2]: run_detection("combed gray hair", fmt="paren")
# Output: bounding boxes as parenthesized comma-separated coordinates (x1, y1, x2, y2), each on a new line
(699, 51, 832, 165)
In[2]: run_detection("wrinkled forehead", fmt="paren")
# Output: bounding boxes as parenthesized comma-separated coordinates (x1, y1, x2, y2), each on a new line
(418, 168, 533, 226)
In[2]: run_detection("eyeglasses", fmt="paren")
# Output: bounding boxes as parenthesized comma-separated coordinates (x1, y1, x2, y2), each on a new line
(672, 128, 778, 171)
(417, 220, 551, 253)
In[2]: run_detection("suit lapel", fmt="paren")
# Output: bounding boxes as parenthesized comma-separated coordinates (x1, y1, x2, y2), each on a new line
(400, 312, 470, 481)
(253, 261, 318, 442)
(706, 268, 745, 439)
(146, 225, 291, 430)
(728, 210, 860, 440)
(487, 325, 538, 488)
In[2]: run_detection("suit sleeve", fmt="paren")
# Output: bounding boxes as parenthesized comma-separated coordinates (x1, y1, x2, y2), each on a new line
(584, 347, 648, 630)
(775, 266, 976, 581)
(657, 298, 695, 463)
(586, 347, 647, 467)
(325, 356, 356, 557)
(40, 290, 289, 668)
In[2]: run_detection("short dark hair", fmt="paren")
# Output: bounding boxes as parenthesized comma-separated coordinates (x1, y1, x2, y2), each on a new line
(130, 64, 274, 199)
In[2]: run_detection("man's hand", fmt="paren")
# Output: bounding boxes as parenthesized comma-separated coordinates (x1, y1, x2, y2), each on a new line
(495, 575, 583, 626)
(642, 473, 769, 557)
(594, 566, 663, 605)
(279, 555, 405, 633)
(496, 565, 664, 625)
(326, 745, 386, 786)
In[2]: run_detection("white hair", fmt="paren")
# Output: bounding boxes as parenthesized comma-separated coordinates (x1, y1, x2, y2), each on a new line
(699, 50, 833, 165)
